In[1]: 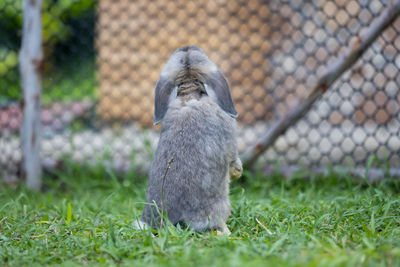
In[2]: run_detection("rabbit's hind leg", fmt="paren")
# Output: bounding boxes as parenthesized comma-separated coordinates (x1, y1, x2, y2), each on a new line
(188, 220, 231, 235)
(186, 216, 230, 235)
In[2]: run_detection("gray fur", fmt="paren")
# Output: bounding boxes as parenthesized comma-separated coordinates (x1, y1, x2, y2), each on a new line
(141, 46, 242, 232)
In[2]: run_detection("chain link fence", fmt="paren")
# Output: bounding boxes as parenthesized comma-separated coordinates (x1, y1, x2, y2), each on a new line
(1, 0, 399, 182)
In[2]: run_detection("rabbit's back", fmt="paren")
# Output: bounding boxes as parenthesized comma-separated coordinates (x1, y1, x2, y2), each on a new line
(142, 96, 237, 229)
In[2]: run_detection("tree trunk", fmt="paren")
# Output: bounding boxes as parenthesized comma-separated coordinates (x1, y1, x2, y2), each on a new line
(19, 0, 43, 191)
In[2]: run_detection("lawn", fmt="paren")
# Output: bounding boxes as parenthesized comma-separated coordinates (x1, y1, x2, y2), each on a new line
(1, 163, 400, 266)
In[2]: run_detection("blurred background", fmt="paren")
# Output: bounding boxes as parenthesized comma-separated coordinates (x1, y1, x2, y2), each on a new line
(1, 0, 399, 182)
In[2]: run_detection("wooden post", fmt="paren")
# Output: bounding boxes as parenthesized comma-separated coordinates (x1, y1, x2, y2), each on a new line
(241, 0, 400, 167)
(19, 0, 43, 190)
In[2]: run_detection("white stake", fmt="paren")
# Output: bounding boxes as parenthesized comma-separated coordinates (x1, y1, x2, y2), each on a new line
(19, 0, 43, 190)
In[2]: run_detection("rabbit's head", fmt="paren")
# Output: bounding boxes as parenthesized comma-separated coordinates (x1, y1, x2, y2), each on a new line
(153, 46, 237, 125)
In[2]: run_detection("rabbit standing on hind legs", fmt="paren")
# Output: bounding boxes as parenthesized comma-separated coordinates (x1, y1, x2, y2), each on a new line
(138, 46, 242, 235)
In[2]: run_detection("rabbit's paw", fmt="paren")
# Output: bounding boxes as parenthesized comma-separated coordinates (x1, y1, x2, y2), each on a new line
(216, 223, 231, 236)
(229, 158, 243, 180)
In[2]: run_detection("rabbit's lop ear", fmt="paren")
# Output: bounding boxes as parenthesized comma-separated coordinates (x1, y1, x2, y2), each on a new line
(205, 70, 238, 118)
(153, 77, 177, 125)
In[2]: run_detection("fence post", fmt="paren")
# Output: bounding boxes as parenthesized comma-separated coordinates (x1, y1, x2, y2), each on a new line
(19, 0, 43, 190)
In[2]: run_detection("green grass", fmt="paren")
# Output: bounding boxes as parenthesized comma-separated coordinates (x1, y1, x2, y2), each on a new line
(1, 164, 400, 266)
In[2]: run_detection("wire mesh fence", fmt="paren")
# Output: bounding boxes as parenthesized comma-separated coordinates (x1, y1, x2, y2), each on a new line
(1, 0, 399, 182)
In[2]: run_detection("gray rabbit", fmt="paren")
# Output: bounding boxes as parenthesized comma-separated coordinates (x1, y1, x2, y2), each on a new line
(138, 46, 242, 234)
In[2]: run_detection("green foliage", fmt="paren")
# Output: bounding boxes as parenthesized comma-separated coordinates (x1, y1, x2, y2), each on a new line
(41, 58, 96, 105)
(1, 164, 400, 266)
(0, 0, 96, 44)
(0, 0, 96, 102)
